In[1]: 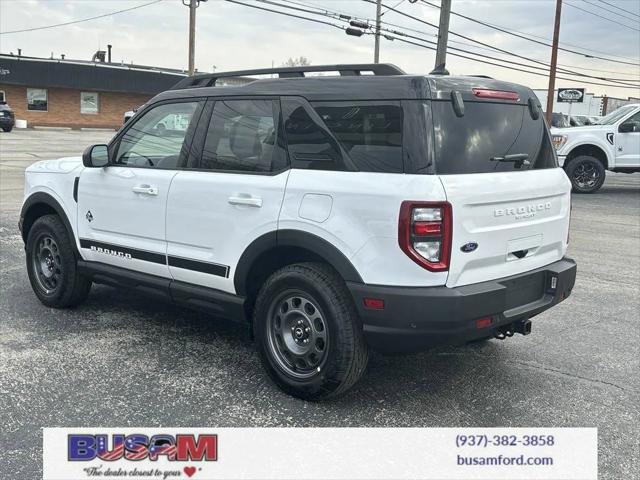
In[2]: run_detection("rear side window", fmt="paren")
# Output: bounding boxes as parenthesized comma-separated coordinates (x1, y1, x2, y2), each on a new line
(200, 99, 286, 173)
(282, 98, 346, 171)
(312, 102, 403, 173)
(431, 101, 556, 174)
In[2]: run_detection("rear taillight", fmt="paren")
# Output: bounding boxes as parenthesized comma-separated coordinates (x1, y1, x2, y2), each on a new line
(399, 201, 452, 272)
(472, 88, 519, 101)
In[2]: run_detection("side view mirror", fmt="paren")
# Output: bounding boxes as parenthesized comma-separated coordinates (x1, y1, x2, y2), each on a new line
(619, 121, 639, 133)
(82, 144, 109, 167)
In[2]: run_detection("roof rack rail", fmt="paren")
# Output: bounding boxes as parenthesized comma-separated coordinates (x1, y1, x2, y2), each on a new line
(172, 63, 406, 90)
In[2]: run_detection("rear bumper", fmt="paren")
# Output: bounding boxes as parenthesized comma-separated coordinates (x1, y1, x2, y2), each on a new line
(347, 257, 577, 353)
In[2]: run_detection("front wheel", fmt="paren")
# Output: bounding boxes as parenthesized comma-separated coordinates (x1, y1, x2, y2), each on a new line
(2, 126, 12, 132)
(253, 263, 369, 400)
(565, 155, 606, 193)
(25, 215, 92, 308)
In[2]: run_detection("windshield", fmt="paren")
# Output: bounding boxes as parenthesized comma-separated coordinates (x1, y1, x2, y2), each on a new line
(595, 105, 636, 125)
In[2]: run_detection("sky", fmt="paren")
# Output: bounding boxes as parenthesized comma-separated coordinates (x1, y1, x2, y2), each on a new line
(0, 0, 639, 98)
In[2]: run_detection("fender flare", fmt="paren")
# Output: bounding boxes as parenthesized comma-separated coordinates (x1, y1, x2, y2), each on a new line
(234, 229, 364, 296)
(20, 192, 79, 256)
(564, 140, 613, 167)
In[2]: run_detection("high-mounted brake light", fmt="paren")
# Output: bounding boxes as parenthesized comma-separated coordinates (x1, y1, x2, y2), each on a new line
(399, 201, 452, 272)
(472, 88, 519, 101)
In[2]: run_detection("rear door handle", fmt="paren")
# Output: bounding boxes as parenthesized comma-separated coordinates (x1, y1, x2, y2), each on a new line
(228, 195, 263, 208)
(132, 184, 158, 196)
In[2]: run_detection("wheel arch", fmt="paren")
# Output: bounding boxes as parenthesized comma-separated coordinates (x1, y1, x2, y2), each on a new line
(565, 142, 610, 169)
(234, 230, 363, 300)
(20, 192, 79, 257)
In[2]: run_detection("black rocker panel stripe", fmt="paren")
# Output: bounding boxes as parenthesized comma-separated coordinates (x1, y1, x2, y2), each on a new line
(79, 239, 230, 278)
(80, 239, 165, 264)
(168, 255, 229, 278)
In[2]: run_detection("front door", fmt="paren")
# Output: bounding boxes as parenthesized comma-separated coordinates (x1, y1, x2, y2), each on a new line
(166, 98, 289, 294)
(77, 100, 203, 278)
(615, 111, 640, 168)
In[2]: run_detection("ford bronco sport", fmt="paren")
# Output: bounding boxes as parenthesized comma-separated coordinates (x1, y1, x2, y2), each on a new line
(20, 64, 576, 400)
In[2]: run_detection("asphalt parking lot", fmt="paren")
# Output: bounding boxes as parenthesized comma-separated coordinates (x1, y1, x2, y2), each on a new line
(1, 128, 638, 479)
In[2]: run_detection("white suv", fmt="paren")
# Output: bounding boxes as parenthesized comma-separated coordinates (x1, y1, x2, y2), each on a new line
(19, 64, 576, 400)
(552, 104, 640, 193)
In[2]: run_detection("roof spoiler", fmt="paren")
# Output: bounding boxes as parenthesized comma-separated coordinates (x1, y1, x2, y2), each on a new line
(171, 63, 406, 90)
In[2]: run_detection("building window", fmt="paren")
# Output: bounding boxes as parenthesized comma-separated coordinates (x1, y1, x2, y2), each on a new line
(81, 92, 99, 114)
(0, 91, 5, 103)
(27, 88, 48, 111)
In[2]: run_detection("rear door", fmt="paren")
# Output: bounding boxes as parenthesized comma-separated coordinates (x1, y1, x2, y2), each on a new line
(165, 98, 289, 294)
(430, 96, 571, 288)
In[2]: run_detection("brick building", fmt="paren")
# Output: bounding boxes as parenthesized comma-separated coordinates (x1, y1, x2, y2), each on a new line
(0, 54, 186, 129)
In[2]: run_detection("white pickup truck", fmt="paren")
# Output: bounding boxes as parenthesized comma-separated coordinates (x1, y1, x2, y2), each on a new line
(551, 104, 640, 193)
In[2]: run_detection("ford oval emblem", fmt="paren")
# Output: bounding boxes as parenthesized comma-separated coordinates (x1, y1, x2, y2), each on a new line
(461, 242, 478, 253)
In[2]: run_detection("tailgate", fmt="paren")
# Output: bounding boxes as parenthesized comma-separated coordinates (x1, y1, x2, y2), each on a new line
(440, 168, 571, 287)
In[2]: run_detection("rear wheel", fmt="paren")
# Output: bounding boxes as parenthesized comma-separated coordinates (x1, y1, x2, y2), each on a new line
(2, 126, 12, 132)
(253, 263, 369, 400)
(565, 155, 605, 193)
(26, 215, 92, 308)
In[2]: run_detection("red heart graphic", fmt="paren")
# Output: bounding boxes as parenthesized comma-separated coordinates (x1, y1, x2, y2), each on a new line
(183, 466, 197, 478)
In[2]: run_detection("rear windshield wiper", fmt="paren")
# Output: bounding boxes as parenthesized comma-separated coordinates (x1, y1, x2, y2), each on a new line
(490, 153, 530, 167)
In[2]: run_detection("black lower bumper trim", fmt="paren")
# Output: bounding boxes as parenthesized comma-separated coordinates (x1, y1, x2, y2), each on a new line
(347, 257, 577, 353)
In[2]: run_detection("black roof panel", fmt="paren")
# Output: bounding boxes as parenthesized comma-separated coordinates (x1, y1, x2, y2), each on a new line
(154, 71, 534, 104)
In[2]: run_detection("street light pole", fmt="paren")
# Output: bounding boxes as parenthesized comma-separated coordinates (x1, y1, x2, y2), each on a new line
(432, 0, 451, 74)
(188, 0, 197, 76)
(546, 0, 563, 124)
(374, 0, 382, 63)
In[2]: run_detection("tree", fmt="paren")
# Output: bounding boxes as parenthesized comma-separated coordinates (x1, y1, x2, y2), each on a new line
(282, 56, 311, 67)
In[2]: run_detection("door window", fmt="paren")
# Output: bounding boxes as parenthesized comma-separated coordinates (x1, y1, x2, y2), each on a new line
(115, 102, 200, 168)
(620, 112, 640, 132)
(200, 99, 286, 173)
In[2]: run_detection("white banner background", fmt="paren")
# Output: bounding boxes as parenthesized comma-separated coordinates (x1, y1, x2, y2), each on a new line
(43, 427, 597, 480)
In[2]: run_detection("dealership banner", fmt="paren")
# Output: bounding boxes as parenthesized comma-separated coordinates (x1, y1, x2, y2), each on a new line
(43, 427, 597, 480)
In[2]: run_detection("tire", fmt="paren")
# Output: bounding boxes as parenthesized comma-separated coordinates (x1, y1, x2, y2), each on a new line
(565, 155, 606, 193)
(253, 262, 369, 400)
(25, 214, 92, 308)
(2, 126, 12, 132)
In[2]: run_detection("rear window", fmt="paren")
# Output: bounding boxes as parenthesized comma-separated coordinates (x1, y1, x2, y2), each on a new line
(431, 101, 556, 174)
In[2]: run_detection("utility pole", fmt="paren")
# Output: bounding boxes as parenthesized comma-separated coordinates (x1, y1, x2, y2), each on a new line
(431, 0, 451, 74)
(374, 0, 382, 63)
(546, 0, 563, 124)
(188, 0, 197, 76)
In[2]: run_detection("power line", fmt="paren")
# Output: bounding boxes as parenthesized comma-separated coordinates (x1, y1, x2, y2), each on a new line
(419, 0, 640, 66)
(418, 0, 639, 63)
(597, 0, 640, 18)
(564, 1, 640, 31)
(0, 0, 164, 35)
(266, 0, 640, 86)
(225, 0, 346, 31)
(284, 0, 637, 76)
(368, 0, 640, 85)
(225, 0, 640, 90)
(581, 0, 638, 21)
(447, 38, 640, 78)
